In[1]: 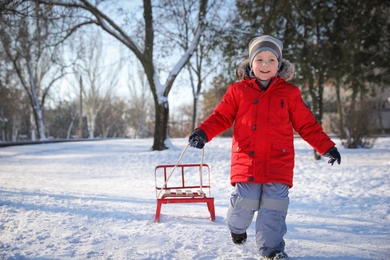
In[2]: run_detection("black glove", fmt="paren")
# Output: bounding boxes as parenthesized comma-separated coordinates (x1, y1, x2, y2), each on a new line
(324, 147, 341, 165)
(188, 129, 208, 149)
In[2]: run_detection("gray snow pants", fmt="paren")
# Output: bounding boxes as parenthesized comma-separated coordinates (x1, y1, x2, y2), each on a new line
(227, 182, 289, 256)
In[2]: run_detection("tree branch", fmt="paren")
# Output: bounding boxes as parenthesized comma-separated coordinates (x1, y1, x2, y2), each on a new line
(163, 0, 208, 97)
(35, 0, 144, 60)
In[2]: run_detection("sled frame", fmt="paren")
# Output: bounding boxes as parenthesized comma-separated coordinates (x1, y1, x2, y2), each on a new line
(154, 163, 215, 222)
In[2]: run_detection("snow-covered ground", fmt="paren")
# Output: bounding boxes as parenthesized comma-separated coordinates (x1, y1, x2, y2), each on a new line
(0, 137, 389, 259)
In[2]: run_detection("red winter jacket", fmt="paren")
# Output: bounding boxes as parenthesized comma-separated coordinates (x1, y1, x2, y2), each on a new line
(197, 77, 335, 187)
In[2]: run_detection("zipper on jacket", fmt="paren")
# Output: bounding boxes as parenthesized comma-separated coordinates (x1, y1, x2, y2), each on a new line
(281, 99, 284, 108)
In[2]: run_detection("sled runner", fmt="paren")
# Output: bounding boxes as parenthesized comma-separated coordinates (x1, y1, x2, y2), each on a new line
(154, 145, 215, 222)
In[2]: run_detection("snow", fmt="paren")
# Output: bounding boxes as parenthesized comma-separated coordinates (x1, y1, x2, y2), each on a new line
(0, 137, 389, 259)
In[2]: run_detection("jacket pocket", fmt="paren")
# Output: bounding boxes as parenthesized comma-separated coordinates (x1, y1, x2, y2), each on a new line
(232, 139, 253, 168)
(268, 142, 294, 176)
(232, 152, 253, 168)
(232, 138, 251, 153)
(270, 142, 293, 158)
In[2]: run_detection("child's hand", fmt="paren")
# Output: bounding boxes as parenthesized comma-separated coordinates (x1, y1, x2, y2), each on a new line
(324, 147, 341, 165)
(188, 130, 208, 149)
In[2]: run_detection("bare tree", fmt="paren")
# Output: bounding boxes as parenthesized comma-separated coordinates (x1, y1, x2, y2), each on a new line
(0, 0, 26, 18)
(155, 0, 224, 131)
(0, 48, 23, 141)
(68, 30, 121, 139)
(0, 75, 24, 141)
(127, 60, 153, 138)
(35, 0, 208, 150)
(0, 2, 67, 140)
(187, 12, 225, 130)
(96, 96, 127, 138)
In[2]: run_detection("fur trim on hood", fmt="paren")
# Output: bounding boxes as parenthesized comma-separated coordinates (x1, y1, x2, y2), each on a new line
(235, 58, 295, 82)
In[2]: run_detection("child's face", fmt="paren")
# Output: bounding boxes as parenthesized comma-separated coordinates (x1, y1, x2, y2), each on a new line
(251, 51, 279, 81)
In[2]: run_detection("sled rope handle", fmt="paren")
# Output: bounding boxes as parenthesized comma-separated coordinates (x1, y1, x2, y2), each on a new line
(157, 144, 205, 199)
(199, 146, 205, 197)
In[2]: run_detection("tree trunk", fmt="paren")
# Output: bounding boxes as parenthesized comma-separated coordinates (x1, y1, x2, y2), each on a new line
(87, 113, 96, 139)
(335, 79, 345, 139)
(79, 75, 83, 138)
(12, 126, 18, 142)
(308, 76, 322, 161)
(67, 118, 74, 139)
(35, 108, 46, 140)
(30, 110, 36, 141)
(153, 101, 169, 150)
(192, 95, 199, 131)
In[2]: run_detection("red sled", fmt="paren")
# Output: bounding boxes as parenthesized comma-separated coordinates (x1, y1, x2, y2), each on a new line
(154, 163, 215, 222)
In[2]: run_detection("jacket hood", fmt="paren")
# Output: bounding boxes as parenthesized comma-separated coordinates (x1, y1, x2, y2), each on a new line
(235, 58, 295, 82)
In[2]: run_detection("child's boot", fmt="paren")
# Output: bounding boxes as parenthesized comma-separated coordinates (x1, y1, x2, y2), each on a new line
(230, 231, 247, 245)
(260, 251, 289, 260)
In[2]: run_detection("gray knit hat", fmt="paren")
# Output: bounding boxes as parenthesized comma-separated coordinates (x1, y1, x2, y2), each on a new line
(248, 35, 283, 68)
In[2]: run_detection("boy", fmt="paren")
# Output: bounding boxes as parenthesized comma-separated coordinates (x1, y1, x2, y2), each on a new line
(189, 35, 341, 260)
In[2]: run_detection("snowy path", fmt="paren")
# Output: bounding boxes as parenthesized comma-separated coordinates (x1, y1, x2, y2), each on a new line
(0, 137, 389, 259)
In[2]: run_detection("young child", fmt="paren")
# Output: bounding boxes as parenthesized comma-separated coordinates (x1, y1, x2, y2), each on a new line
(188, 35, 341, 260)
